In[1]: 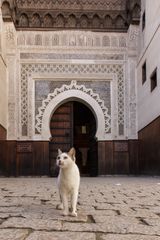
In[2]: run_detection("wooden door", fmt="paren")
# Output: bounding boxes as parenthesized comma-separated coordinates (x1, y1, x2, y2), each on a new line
(49, 102, 73, 176)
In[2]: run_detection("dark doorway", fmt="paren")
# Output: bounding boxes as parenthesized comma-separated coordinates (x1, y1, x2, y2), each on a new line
(73, 102, 98, 176)
(49, 101, 98, 176)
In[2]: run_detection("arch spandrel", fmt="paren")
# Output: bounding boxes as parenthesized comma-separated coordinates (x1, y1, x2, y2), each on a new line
(35, 81, 111, 141)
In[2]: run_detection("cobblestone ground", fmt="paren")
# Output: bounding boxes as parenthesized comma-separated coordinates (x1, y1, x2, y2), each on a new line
(0, 177, 160, 240)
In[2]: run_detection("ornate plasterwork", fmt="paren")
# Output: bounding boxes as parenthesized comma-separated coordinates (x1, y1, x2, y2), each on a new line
(7, 56, 17, 140)
(16, 0, 127, 10)
(17, 31, 127, 48)
(2, 0, 140, 31)
(20, 62, 124, 138)
(36, 80, 111, 135)
(128, 24, 139, 51)
(126, 24, 139, 139)
(20, 52, 124, 61)
(5, 22, 16, 49)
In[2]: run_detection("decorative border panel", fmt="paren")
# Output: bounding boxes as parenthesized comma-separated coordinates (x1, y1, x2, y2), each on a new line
(17, 31, 127, 48)
(20, 63, 124, 137)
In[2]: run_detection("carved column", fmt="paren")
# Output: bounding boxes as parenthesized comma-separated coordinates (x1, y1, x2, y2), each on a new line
(5, 22, 17, 140)
(127, 24, 139, 139)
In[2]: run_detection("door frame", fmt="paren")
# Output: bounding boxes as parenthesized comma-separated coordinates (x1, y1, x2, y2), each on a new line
(49, 100, 98, 176)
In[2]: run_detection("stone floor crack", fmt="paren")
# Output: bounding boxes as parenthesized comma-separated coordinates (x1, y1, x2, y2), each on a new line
(138, 217, 150, 226)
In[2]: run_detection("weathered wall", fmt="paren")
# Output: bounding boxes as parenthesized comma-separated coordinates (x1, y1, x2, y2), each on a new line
(136, 1, 160, 175)
(138, 116, 160, 174)
(98, 140, 139, 175)
(0, 140, 139, 176)
(0, 141, 49, 176)
(137, 0, 160, 131)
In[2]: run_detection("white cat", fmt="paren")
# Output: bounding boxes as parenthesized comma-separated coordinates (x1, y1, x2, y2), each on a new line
(56, 147, 80, 217)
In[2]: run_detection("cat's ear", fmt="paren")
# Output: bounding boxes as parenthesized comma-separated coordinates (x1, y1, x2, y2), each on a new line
(68, 147, 76, 161)
(58, 149, 62, 155)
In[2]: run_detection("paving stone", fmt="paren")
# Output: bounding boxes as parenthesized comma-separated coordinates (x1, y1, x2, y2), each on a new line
(26, 231, 96, 240)
(0, 206, 25, 213)
(92, 215, 139, 224)
(130, 208, 160, 218)
(0, 229, 29, 240)
(118, 208, 137, 216)
(142, 218, 160, 226)
(119, 208, 159, 218)
(151, 206, 160, 214)
(93, 209, 118, 216)
(62, 221, 135, 234)
(0, 177, 160, 239)
(101, 234, 160, 240)
(62, 222, 125, 233)
(126, 224, 160, 236)
(1, 217, 62, 231)
(20, 205, 87, 222)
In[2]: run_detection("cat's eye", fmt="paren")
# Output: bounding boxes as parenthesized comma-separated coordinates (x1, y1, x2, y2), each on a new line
(64, 156, 68, 160)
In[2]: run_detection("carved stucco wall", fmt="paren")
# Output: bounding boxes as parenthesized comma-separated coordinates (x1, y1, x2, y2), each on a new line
(0, 10, 8, 130)
(35, 80, 111, 133)
(20, 61, 123, 140)
(39, 81, 111, 141)
(5, 24, 139, 141)
(1, 0, 140, 31)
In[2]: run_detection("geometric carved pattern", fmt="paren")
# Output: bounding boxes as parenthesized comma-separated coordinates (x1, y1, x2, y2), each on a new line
(20, 63, 124, 136)
(35, 80, 111, 134)
(2, 0, 140, 31)
(16, 0, 127, 10)
(17, 31, 127, 48)
(19, 10, 128, 31)
(20, 53, 124, 61)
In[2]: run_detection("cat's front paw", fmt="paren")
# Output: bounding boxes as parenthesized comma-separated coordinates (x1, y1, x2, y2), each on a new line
(62, 211, 69, 216)
(56, 203, 63, 210)
(70, 211, 77, 217)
